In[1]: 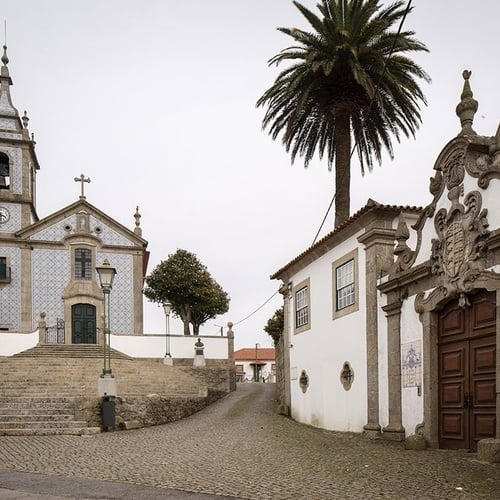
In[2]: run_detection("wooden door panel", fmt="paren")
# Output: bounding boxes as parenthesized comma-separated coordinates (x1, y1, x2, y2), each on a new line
(440, 345, 466, 378)
(471, 292, 496, 333)
(438, 291, 496, 451)
(441, 381, 464, 406)
(471, 343, 496, 374)
(440, 306, 465, 339)
(440, 412, 466, 440)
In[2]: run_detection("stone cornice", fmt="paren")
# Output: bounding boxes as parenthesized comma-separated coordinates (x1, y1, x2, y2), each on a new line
(357, 227, 396, 249)
(378, 261, 432, 295)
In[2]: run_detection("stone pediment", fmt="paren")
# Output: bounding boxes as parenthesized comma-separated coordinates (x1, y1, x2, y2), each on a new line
(15, 199, 147, 249)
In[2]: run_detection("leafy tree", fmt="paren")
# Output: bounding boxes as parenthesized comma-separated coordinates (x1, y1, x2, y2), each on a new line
(257, 0, 430, 227)
(264, 307, 284, 346)
(190, 280, 230, 335)
(144, 249, 229, 335)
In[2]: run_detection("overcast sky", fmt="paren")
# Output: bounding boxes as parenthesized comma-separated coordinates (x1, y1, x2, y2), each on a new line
(3, 0, 499, 349)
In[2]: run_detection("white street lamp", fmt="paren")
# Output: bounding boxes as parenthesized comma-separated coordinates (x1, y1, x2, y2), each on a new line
(96, 259, 116, 377)
(163, 301, 173, 366)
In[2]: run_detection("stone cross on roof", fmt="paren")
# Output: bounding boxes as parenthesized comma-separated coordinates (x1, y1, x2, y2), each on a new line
(74, 174, 91, 199)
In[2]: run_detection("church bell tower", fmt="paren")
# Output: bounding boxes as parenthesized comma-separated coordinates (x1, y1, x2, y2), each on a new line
(0, 45, 40, 235)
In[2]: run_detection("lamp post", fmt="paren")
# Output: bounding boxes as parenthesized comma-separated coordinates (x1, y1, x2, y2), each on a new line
(163, 301, 173, 366)
(96, 259, 116, 377)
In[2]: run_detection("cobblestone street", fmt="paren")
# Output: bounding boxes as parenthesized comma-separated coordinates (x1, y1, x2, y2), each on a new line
(0, 383, 499, 499)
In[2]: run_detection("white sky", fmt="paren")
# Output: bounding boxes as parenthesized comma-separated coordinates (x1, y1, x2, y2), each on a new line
(2, 0, 499, 349)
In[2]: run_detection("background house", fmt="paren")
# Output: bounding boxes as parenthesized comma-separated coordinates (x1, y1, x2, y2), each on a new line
(234, 347, 275, 382)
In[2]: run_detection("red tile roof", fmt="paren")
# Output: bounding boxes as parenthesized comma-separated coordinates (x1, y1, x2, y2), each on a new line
(234, 347, 275, 361)
(271, 199, 422, 279)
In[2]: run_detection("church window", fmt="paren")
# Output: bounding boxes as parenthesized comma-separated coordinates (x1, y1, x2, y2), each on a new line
(293, 277, 310, 334)
(74, 248, 92, 280)
(0, 153, 10, 190)
(0, 256, 10, 282)
(332, 249, 359, 319)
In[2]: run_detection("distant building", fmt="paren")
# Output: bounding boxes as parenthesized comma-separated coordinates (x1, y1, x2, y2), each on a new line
(234, 347, 275, 382)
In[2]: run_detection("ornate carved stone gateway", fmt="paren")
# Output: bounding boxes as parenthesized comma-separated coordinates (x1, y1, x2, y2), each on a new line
(431, 188, 490, 298)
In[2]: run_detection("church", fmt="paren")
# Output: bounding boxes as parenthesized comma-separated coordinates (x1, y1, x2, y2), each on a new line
(0, 45, 148, 343)
(272, 71, 500, 462)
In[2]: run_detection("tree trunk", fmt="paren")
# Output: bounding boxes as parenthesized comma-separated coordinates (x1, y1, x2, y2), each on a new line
(179, 305, 192, 335)
(334, 111, 351, 228)
(192, 324, 200, 335)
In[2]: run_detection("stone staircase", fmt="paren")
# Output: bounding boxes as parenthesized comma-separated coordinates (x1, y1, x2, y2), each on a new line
(0, 345, 207, 435)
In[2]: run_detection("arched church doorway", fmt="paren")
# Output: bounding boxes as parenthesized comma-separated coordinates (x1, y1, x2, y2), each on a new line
(72, 304, 97, 344)
(438, 290, 496, 451)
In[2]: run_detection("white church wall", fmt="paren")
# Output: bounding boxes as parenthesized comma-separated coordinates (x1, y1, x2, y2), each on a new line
(288, 233, 368, 432)
(0, 246, 21, 330)
(112, 333, 228, 359)
(0, 331, 38, 355)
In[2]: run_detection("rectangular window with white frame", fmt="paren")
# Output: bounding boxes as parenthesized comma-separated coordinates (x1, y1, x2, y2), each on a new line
(293, 277, 310, 334)
(332, 249, 359, 319)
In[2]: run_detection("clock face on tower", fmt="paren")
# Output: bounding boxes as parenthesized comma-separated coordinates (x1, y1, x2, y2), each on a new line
(0, 206, 10, 223)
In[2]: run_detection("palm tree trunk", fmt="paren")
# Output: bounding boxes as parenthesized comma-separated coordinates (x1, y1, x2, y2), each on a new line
(334, 111, 351, 228)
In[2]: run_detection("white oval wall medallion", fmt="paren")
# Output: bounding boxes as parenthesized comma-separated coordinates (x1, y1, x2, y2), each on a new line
(340, 361, 354, 391)
(299, 369, 309, 393)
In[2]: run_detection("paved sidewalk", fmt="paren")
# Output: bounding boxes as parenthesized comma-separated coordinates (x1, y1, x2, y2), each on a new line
(0, 383, 499, 499)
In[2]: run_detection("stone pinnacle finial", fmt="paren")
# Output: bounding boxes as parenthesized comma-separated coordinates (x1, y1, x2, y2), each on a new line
(1, 45, 8, 66)
(1, 45, 10, 78)
(22, 110, 29, 129)
(134, 206, 142, 236)
(456, 70, 478, 136)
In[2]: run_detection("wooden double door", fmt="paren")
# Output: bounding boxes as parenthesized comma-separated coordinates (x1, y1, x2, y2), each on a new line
(72, 304, 97, 344)
(438, 290, 497, 451)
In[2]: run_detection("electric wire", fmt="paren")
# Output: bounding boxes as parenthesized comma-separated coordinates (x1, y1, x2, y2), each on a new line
(311, 0, 414, 245)
(233, 290, 280, 326)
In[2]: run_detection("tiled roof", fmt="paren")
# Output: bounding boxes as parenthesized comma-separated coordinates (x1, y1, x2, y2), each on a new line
(234, 347, 275, 361)
(271, 199, 422, 280)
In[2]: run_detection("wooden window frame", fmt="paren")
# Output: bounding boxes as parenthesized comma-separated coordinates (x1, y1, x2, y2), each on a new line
(293, 277, 310, 334)
(332, 249, 359, 319)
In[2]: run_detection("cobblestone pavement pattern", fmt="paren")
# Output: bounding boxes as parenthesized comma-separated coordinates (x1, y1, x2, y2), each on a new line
(0, 383, 499, 499)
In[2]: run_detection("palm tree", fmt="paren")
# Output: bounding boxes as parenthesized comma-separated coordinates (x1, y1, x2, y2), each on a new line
(257, 0, 430, 227)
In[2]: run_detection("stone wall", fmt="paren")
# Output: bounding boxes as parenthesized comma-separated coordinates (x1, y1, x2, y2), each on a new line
(76, 389, 227, 430)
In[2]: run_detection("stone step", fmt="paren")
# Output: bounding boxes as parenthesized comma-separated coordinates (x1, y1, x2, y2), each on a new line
(0, 413, 74, 422)
(0, 427, 101, 436)
(0, 396, 75, 404)
(0, 407, 75, 415)
(13, 345, 132, 360)
(0, 420, 89, 429)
